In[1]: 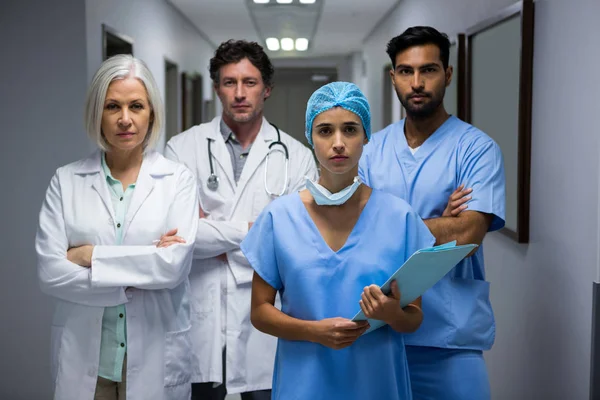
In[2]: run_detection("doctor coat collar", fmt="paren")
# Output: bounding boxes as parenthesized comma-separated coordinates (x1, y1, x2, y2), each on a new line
(73, 150, 176, 177)
(205, 116, 278, 143)
(73, 150, 176, 239)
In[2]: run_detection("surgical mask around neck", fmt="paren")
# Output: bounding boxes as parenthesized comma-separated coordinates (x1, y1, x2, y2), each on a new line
(305, 176, 362, 206)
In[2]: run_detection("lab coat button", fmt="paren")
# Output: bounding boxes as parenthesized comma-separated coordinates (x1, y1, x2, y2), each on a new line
(119, 313, 124, 318)
(120, 343, 125, 348)
(117, 223, 121, 228)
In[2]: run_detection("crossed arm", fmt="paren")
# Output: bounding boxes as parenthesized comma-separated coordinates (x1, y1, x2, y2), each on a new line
(427, 185, 493, 258)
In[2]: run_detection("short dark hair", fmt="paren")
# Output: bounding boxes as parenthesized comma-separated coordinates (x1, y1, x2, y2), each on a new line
(386, 26, 451, 70)
(209, 39, 275, 88)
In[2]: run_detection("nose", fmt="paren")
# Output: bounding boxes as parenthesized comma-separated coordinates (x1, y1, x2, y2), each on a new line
(119, 109, 132, 127)
(411, 71, 424, 91)
(332, 131, 345, 152)
(235, 83, 246, 101)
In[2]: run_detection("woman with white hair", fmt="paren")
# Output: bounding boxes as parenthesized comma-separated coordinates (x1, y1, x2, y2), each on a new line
(35, 54, 198, 400)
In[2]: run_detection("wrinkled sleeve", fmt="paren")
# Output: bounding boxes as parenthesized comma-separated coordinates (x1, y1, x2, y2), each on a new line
(36, 172, 128, 306)
(240, 207, 282, 291)
(458, 140, 506, 232)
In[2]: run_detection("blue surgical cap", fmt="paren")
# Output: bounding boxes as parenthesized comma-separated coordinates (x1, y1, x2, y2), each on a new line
(305, 81, 371, 147)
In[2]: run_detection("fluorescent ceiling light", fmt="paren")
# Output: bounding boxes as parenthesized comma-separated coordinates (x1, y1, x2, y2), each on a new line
(280, 38, 294, 51)
(295, 38, 309, 51)
(276, 0, 293, 3)
(266, 38, 280, 51)
(253, 0, 270, 3)
(299, 0, 316, 3)
(311, 74, 329, 82)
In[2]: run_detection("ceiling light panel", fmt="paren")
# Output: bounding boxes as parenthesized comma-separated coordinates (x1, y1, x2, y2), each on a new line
(265, 37, 280, 51)
(247, 0, 323, 56)
(280, 37, 294, 51)
(295, 38, 309, 51)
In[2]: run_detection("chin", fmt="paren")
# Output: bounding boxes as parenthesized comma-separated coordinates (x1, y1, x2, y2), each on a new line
(109, 143, 144, 153)
(227, 109, 256, 122)
(323, 164, 355, 175)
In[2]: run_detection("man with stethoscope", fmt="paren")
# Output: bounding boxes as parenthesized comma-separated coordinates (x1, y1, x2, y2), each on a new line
(165, 39, 318, 400)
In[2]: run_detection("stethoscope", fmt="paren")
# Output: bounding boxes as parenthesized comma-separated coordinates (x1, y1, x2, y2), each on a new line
(207, 123, 289, 197)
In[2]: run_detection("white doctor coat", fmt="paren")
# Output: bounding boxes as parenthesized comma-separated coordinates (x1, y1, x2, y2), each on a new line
(165, 116, 318, 393)
(35, 151, 199, 400)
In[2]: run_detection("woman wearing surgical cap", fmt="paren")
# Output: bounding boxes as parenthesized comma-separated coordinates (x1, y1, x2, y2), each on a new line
(240, 82, 436, 399)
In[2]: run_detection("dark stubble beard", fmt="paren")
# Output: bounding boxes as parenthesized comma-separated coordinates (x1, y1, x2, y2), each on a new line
(399, 86, 445, 120)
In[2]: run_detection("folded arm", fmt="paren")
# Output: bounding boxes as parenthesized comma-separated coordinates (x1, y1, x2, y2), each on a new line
(91, 170, 199, 290)
(36, 173, 128, 307)
(424, 210, 493, 247)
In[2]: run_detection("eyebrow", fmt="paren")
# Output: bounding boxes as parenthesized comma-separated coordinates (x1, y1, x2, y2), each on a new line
(396, 63, 441, 70)
(221, 76, 259, 81)
(104, 98, 145, 103)
(315, 121, 361, 128)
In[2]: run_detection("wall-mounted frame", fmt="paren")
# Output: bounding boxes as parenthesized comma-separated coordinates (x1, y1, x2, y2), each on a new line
(447, 34, 466, 120)
(164, 59, 179, 142)
(382, 63, 393, 127)
(181, 72, 204, 131)
(102, 24, 134, 61)
(465, 0, 534, 243)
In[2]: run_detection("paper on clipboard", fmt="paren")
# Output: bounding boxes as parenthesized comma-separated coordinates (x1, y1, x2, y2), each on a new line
(352, 241, 477, 334)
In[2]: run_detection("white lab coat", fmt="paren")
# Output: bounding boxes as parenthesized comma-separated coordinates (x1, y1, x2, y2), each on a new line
(165, 116, 318, 393)
(35, 150, 199, 400)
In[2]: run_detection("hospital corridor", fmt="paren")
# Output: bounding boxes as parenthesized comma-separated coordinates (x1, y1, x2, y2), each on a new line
(1, 0, 600, 399)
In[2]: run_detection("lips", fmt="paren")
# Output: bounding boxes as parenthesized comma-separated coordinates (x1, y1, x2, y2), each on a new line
(330, 155, 348, 162)
(117, 132, 135, 137)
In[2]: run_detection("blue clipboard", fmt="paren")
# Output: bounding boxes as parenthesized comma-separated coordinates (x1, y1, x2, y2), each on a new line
(351, 241, 478, 334)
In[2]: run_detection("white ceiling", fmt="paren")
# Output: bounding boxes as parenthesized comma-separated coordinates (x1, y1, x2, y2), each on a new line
(168, 0, 399, 59)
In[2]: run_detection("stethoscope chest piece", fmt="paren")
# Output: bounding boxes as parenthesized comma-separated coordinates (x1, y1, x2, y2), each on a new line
(207, 174, 219, 191)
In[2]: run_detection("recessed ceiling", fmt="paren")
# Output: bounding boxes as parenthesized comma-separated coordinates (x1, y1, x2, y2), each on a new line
(168, 0, 399, 58)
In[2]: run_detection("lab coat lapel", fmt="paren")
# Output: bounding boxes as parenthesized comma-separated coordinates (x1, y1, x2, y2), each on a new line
(123, 151, 157, 237)
(230, 119, 275, 213)
(206, 118, 235, 192)
(85, 152, 116, 224)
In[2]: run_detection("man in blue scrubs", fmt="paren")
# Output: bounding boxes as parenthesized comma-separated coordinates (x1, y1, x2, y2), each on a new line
(359, 26, 506, 400)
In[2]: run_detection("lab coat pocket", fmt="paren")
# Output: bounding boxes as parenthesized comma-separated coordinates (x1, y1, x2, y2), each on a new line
(50, 326, 64, 385)
(449, 278, 495, 349)
(164, 327, 193, 387)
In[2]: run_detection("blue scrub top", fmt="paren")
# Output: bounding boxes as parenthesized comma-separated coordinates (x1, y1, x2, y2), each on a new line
(359, 116, 506, 350)
(241, 190, 435, 400)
